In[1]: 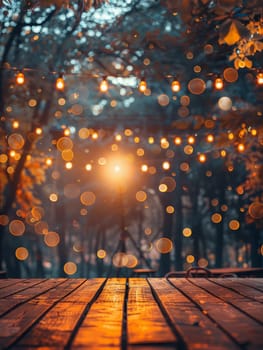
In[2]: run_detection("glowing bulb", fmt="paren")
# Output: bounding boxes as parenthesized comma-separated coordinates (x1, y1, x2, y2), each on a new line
(171, 79, 181, 92)
(162, 161, 170, 170)
(12, 121, 19, 129)
(99, 77, 108, 93)
(214, 77, 224, 90)
(46, 158, 52, 166)
(198, 154, 206, 163)
(85, 163, 92, 171)
(257, 72, 263, 85)
(141, 164, 148, 172)
(207, 134, 214, 142)
(56, 76, 65, 91)
(16, 72, 25, 85)
(65, 162, 73, 169)
(115, 134, 122, 141)
(64, 128, 70, 136)
(188, 136, 195, 144)
(92, 132, 98, 140)
(138, 78, 147, 93)
(174, 137, 182, 145)
(35, 127, 42, 135)
(238, 143, 245, 152)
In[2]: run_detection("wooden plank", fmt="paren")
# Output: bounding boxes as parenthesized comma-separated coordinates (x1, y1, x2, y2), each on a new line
(0, 279, 47, 298)
(209, 278, 263, 303)
(71, 278, 126, 349)
(15, 279, 105, 348)
(0, 279, 86, 349)
(0, 279, 24, 290)
(192, 278, 263, 324)
(0, 279, 67, 316)
(170, 278, 263, 350)
(235, 278, 263, 292)
(149, 278, 239, 350)
(127, 278, 177, 346)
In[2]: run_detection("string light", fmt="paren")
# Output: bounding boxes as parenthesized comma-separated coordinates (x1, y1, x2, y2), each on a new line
(16, 72, 25, 85)
(214, 77, 224, 90)
(188, 136, 195, 144)
(64, 128, 70, 136)
(174, 136, 182, 145)
(56, 75, 65, 91)
(46, 158, 52, 166)
(99, 76, 109, 93)
(206, 134, 214, 142)
(238, 143, 245, 152)
(35, 127, 42, 135)
(198, 154, 206, 163)
(171, 78, 181, 92)
(256, 72, 263, 85)
(12, 120, 19, 129)
(138, 77, 147, 93)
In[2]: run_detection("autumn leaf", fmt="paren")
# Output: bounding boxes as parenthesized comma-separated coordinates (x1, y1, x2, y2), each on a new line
(219, 19, 248, 46)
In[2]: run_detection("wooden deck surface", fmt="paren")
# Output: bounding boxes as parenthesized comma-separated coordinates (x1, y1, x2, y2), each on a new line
(0, 278, 262, 349)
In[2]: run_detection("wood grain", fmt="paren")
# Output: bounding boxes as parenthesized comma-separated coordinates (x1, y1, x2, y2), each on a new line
(149, 278, 239, 350)
(127, 278, 177, 346)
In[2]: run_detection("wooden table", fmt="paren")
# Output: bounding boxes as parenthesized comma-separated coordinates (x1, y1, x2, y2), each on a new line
(0, 278, 262, 349)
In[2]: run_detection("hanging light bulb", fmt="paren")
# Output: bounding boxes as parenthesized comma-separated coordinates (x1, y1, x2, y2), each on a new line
(138, 77, 147, 93)
(99, 76, 109, 93)
(16, 72, 25, 85)
(214, 77, 224, 90)
(171, 78, 181, 92)
(256, 72, 263, 85)
(56, 75, 65, 91)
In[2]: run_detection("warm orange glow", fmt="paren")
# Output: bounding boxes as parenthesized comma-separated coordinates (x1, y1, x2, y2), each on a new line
(183, 227, 192, 237)
(12, 120, 19, 129)
(211, 213, 222, 224)
(166, 205, 174, 214)
(229, 219, 240, 231)
(237, 143, 245, 152)
(35, 127, 42, 135)
(198, 154, 206, 163)
(162, 161, 170, 170)
(186, 254, 195, 264)
(56, 76, 65, 91)
(207, 134, 214, 142)
(160, 137, 169, 149)
(174, 136, 182, 145)
(115, 134, 122, 141)
(156, 238, 173, 253)
(188, 136, 195, 144)
(141, 164, 148, 172)
(214, 77, 224, 90)
(45, 158, 52, 166)
(9, 220, 25, 236)
(97, 249, 107, 259)
(16, 72, 25, 85)
(85, 163, 92, 171)
(64, 262, 77, 275)
(64, 128, 70, 136)
(65, 162, 73, 169)
(136, 190, 147, 202)
(171, 79, 181, 92)
(49, 193, 58, 202)
(257, 72, 263, 85)
(15, 247, 29, 261)
(138, 78, 147, 93)
(99, 77, 109, 92)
